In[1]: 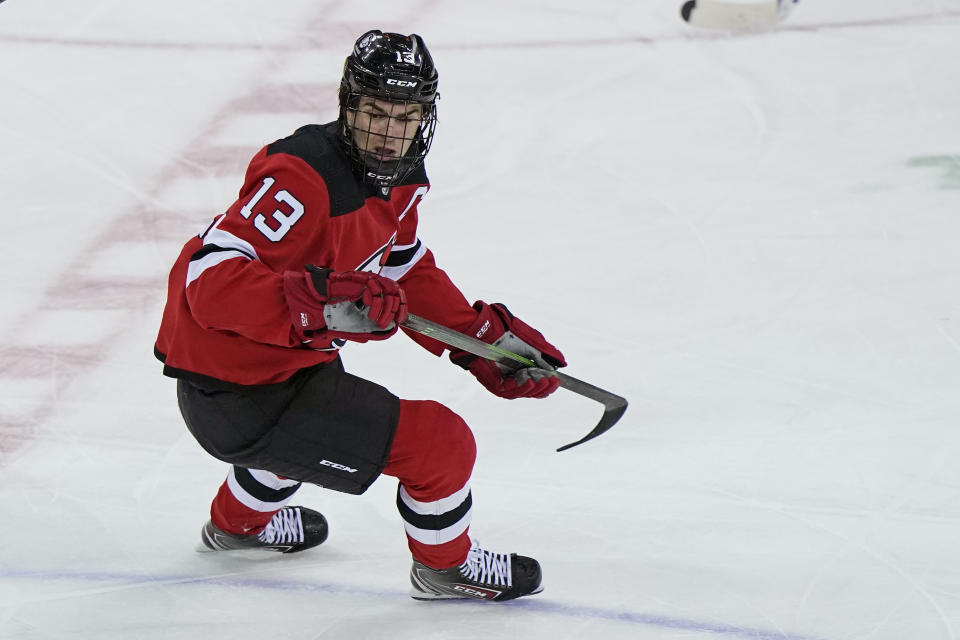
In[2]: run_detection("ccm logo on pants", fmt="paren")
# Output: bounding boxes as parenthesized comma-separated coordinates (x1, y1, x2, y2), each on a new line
(319, 459, 358, 473)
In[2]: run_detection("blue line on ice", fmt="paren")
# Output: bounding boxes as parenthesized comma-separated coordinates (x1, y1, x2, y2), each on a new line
(2, 567, 823, 640)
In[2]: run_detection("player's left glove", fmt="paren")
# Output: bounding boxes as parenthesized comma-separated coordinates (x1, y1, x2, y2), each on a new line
(450, 301, 567, 399)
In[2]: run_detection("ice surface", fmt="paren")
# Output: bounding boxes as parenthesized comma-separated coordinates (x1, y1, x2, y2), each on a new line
(2, 1, 960, 638)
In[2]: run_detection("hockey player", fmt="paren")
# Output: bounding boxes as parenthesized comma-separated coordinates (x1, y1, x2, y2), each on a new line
(154, 29, 566, 602)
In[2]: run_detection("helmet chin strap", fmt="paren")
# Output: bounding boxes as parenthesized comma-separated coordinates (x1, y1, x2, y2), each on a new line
(359, 150, 418, 189)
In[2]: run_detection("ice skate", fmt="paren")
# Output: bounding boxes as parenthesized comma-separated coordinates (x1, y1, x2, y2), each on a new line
(409, 540, 543, 601)
(199, 506, 328, 554)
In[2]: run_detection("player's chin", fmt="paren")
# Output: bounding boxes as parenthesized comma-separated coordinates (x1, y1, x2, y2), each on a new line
(364, 150, 400, 163)
(361, 155, 403, 178)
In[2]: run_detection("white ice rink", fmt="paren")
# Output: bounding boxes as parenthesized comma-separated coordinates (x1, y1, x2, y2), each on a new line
(2, 1, 960, 638)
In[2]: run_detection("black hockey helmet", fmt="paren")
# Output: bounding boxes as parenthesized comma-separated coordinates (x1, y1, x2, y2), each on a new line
(339, 30, 438, 188)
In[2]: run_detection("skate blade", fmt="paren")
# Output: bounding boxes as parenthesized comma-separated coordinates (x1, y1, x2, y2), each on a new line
(409, 585, 545, 601)
(409, 588, 462, 601)
(194, 543, 284, 554)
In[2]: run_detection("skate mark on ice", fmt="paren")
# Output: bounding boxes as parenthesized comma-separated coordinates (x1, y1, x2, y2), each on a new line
(0, 13, 339, 460)
(2, 567, 826, 640)
(3, 10, 959, 54)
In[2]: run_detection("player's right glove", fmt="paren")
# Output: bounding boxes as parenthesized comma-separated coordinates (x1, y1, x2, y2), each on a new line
(283, 265, 407, 343)
(450, 301, 567, 399)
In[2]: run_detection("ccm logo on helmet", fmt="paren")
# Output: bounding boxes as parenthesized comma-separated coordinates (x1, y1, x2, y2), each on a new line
(386, 78, 418, 88)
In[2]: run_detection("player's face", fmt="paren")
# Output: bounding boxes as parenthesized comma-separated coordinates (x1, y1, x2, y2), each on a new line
(346, 97, 423, 161)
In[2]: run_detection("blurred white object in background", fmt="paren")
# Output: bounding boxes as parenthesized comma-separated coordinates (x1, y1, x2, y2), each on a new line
(681, 0, 799, 31)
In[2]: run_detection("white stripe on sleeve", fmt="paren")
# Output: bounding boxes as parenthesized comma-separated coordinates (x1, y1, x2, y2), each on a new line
(379, 241, 427, 281)
(186, 249, 251, 286)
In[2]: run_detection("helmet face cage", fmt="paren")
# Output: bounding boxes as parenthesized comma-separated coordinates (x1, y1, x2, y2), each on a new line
(338, 31, 438, 188)
(341, 93, 437, 188)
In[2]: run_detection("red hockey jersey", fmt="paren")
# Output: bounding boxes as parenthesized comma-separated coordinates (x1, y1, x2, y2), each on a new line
(155, 123, 477, 388)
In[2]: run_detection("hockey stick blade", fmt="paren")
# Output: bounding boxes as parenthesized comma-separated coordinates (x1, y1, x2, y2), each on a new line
(551, 373, 628, 452)
(401, 313, 628, 452)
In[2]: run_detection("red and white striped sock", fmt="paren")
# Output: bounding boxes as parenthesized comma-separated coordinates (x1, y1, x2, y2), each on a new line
(210, 466, 302, 535)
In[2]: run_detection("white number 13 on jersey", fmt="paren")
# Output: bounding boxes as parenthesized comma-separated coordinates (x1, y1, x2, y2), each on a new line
(239, 177, 304, 242)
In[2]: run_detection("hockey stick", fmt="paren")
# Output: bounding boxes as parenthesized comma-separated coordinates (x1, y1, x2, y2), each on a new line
(401, 313, 628, 452)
